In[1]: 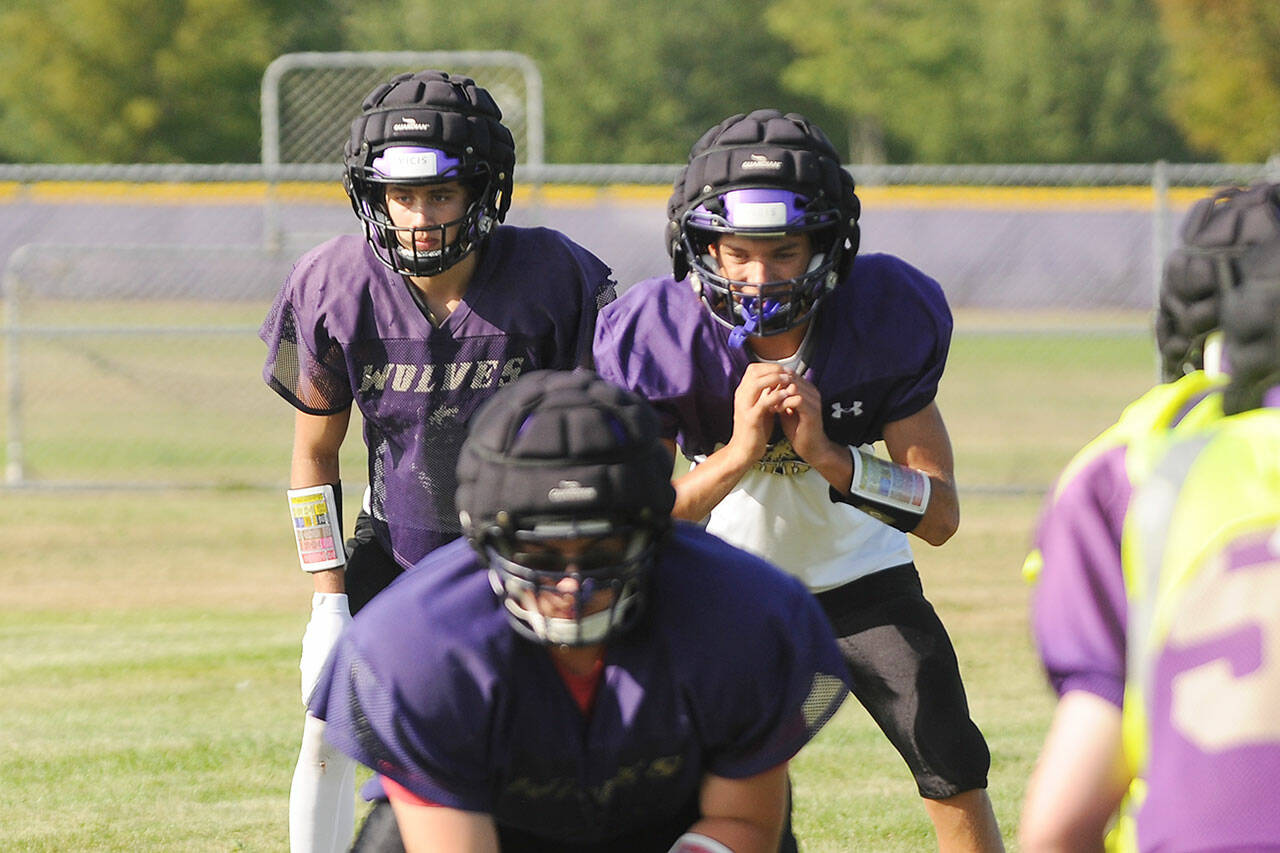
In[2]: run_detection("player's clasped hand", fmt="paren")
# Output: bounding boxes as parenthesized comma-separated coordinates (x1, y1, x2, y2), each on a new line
(777, 371, 836, 465)
(730, 364, 793, 461)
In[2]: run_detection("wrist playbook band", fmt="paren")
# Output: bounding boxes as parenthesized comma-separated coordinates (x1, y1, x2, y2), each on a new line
(287, 483, 346, 572)
(828, 446, 930, 532)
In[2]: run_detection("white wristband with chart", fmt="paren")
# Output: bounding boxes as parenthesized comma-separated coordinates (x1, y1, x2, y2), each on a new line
(287, 484, 347, 572)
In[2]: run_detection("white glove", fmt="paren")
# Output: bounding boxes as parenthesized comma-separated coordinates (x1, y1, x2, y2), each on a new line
(299, 592, 351, 706)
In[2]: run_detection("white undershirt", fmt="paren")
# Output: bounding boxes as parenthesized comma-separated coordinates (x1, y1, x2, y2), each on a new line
(706, 322, 912, 589)
(700, 453, 914, 592)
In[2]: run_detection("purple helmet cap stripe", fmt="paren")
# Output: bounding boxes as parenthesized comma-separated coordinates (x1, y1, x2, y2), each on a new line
(722, 188, 807, 229)
(690, 188, 814, 231)
(370, 146, 464, 182)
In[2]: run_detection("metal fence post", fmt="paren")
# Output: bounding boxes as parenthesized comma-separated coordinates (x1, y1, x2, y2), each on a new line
(3, 246, 25, 486)
(1150, 159, 1171, 380)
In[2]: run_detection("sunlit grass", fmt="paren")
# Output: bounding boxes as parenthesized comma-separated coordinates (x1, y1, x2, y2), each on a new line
(0, 319, 1158, 850)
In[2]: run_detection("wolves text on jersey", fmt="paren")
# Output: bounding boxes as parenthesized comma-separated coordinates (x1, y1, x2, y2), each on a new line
(503, 753, 684, 807)
(359, 356, 526, 395)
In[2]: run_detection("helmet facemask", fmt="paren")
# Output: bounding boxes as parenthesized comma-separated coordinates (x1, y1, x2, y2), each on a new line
(682, 188, 842, 346)
(348, 145, 499, 277)
(478, 516, 657, 646)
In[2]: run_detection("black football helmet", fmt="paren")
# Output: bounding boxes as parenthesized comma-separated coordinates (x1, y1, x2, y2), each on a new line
(456, 370, 676, 646)
(667, 110, 860, 346)
(344, 70, 516, 277)
(1158, 183, 1280, 381)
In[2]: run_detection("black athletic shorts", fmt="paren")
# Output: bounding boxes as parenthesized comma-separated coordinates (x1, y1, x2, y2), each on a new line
(343, 509, 408, 616)
(815, 563, 991, 800)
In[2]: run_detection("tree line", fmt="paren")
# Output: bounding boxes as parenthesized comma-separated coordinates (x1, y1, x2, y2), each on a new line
(0, 0, 1275, 165)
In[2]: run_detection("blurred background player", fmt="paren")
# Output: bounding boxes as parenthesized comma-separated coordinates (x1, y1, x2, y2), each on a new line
(1020, 184, 1280, 591)
(259, 70, 616, 853)
(593, 109, 1002, 852)
(1020, 184, 1280, 851)
(308, 369, 850, 853)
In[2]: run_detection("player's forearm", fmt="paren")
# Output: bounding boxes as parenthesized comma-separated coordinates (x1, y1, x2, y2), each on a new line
(798, 435, 855, 494)
(671, 443, 758, 521)
(690, 765, 788, 853)
(912, 473, 959, 545)
(290, 450, 341, 491)
(826, 446, 958, 543)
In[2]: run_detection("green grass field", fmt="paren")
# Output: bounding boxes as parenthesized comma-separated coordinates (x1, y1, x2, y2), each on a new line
(0, 315, 1157, 851)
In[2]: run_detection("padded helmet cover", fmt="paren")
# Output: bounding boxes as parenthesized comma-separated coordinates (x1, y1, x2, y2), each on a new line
(343, 70, 516, 276)
(667, 109, 861, 282)
(345, 69, 515, 214)
(1222, 238, 1280, 414)
(456, 370, 676, 538)
(1159, 183, 1280, 380)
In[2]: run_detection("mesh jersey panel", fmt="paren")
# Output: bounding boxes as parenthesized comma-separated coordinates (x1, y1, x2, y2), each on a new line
(261, 296, 353, 415)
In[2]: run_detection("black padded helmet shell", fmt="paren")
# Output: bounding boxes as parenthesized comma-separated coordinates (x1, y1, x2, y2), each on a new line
(666, 110, 861, 342)
(456, 370, 675, 540)
(1159, 183, 1280, 381)
(667, 109, 860, 283)
(457, 370, 675, 646)
(1222, 238, 1280, 415)
(344, 70, 516, 276)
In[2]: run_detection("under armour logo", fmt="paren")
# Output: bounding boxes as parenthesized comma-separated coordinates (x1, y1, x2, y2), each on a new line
(830, 401, 863, 419)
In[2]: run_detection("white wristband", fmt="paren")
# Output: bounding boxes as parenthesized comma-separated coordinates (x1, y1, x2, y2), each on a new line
(287, 484, 347, 572)
(669, 832, 735, 853)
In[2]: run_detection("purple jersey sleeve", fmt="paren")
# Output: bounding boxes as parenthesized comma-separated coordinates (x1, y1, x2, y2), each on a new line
(652, 526, 850, 779)
(817, 254, 951, 427)
(595, 254, 951, 455)
(261, 229, 615, 566)
(309, 525, 848, 843)
(259, 237, 372, 415)
(309, 539, 502, 809)
(1029, 444, 1132, 706)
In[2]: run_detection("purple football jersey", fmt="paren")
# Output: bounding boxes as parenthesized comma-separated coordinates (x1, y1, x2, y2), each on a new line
(261, 227, 615, 567)
(309, 523, 849, 845)
(593, 254, 951, 456)
(1029, 444, 1133, 706)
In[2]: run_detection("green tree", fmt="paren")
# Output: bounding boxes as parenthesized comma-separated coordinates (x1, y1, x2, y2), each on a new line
(0, 0, 342, 163)
(341, 0, 850, 163)
(767, 0, 1195, 163)
(1154, 0, 1280, 161)
(769, 0, 990, 162)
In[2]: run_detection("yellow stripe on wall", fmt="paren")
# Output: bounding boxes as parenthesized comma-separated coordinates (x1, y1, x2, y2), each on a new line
(0, 180, 1217, 209)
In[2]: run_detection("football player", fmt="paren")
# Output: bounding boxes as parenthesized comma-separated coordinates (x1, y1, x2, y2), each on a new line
(259, 70, 616, 853)
(593, 109, 1002, 851)
(1020, 184, 1280, 851)
(1021, 184, 1280, 588)
(308, 369, 851, 853)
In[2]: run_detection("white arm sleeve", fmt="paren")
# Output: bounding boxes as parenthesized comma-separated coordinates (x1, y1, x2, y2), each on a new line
(300, 592, 351, 706)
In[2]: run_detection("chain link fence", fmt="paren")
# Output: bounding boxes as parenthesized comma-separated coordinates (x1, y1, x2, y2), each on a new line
(262, 51, 544, 168)
(2, 159, 1278, 491)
